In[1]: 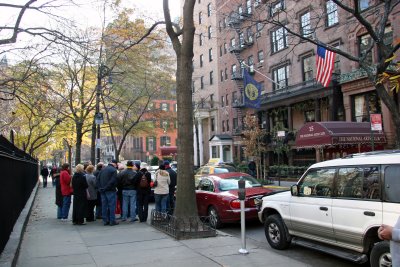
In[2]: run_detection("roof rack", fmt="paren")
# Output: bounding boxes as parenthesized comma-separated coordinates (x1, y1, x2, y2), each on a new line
(342, 150, 400, 158)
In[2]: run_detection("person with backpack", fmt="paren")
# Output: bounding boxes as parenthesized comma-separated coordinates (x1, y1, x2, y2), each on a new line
(136, 167, 152, 222)
(116, 161, 142, 222)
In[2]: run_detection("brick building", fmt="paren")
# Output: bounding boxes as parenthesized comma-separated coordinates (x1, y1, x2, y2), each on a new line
(191, 0, 399, 169)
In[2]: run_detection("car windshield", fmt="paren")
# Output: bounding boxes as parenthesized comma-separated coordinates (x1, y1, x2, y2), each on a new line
(214, 166, 236, 173)
(219, 176, 261, 191)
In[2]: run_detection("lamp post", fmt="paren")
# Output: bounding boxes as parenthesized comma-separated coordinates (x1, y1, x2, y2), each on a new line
(94, 64, 110, 164)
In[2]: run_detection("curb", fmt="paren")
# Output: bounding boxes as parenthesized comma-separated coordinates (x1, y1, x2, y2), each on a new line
(0, 182, 39, 267)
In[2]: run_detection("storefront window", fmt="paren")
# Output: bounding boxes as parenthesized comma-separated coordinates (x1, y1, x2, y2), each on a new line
(305, 110, 315, 122)
(352, 92, 381, 122)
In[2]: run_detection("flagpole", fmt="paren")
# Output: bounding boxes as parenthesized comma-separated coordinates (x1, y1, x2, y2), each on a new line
(240, 62, 279, 86)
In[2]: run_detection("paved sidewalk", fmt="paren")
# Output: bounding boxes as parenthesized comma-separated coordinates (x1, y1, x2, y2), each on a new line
(15, 186, 310, 267)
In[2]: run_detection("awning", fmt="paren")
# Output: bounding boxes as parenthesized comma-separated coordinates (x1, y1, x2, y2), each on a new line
(160, 146, 177, 156)
(295, 122, 386, 149)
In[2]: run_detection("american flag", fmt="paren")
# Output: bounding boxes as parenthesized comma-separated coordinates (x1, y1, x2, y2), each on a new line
(316, 45, 336, 87)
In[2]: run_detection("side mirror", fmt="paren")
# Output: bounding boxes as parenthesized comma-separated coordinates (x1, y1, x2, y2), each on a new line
(291, 184, 299, 196)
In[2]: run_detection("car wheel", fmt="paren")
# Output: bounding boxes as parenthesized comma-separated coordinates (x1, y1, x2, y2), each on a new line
(208, 206, 222, 229)
(264, 214, 291, 250)
(370, 241, 391, 267)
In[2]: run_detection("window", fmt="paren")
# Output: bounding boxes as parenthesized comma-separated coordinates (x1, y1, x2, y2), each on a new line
(232, 91, 238, 104)
(233, 117, 238, 129)
(224, 68, 228, 80)
(226, 119, 230, 131)
(336, 167, 379, 199)
(211, 118, 215, 131)
(305, 110, 315, 122)
(247, 55, 254, 72)
(160, 136, 171, 146)
(383, 26, 393, 48)
(207, 3, 212, 16)
(219, 45, 223, 57)
(199, 12, 203, 24)
(246, 0, 252, 15)
(300, 12, 311, 37)
(326, 0, 338, 27)
(257, 50, 264, 64)
(147, 102, 154, 110)
(200, 76, 204, 89)
(298, 168, 335, 197)
(230, 38, 236, 48)
(146, 136, 156, 151)
(199, 33, 203, 46)
(220, 70, 224, 82)
(239, 32, 244, 47)
(226, 94, 229, 106)
(210, 94, 214, 108)
(302, 55, 314, 81)
(352, 91, 381, 122)
(238, 5, 243, 16)
(222, 120, 225, 132)
(200, 54, 203, 67)
(254, 0, 261, 7)
(271, 27, 288, 53)
(133, 137, 142, 150)
(270, 0, 284, 17)
(224, 43, 227, 54)
(385, 165, 400, 202)
(161, 103, 169, 111)
(359, 34, 373, 64)
(223, 17, 227, 29)
(221, 96, 225, 107)
(246, 27, 253, 42)
(359, 0, 370, 10)
(209, 71, 214, 85)
(192, 81, 195, 93)
(208, 26, 212, 39)
(218, 20, 222, 32)
(161, 120, 169, 130)
(209, 48, 213, 61)
(331, 41, 341, 73)
(272, 65, 289, 90)
(256, 22, 262, 37)
(231, 64, 237, 78)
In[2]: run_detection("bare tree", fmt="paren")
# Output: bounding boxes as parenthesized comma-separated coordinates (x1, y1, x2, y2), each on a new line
(163, 0, 198, 219)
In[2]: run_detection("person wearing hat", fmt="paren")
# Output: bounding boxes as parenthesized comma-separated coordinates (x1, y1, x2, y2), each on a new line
(117, 161, 142, 222)
(164, 160, 177, 215)
(96, 159, 119, 226)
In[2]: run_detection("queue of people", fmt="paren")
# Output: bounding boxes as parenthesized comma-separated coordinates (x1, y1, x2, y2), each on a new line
(51, 160, 177, 226)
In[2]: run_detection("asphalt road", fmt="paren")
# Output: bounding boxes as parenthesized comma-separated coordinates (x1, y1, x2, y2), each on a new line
(221, 220, 364, 267)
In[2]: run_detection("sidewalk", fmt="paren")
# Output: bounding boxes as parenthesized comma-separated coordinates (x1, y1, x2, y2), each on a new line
(14, 186, 309, 267)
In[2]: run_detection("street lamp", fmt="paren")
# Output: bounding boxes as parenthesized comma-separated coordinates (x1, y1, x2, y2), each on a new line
(94, 64, 110, 164)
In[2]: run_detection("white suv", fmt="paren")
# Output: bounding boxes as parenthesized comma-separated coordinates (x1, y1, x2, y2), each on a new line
(257, 150, 400, 267)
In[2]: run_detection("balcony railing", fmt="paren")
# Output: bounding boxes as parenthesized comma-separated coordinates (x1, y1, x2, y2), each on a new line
(231, 70, 243, 80)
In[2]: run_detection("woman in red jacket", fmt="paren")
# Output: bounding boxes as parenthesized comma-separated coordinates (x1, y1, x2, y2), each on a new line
(60, 163, 73, 221)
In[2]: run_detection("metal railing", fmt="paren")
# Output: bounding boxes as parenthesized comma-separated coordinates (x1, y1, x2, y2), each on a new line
(0, 135, 38, 254)
(150, 210, 216, 240)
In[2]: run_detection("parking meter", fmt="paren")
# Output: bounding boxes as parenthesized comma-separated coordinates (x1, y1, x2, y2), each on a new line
(238, 177, 248, 254)
(238, 178, 246, 200)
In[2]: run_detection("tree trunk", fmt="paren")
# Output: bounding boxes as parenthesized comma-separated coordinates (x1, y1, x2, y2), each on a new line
(90, 120, 96, 164)
(164, 0, 198, 219)
(75, 122, 83, 165)
(375, 83, 400, 148)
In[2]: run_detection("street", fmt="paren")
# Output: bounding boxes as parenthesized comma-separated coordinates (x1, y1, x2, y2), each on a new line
(222, 221, 363, 267)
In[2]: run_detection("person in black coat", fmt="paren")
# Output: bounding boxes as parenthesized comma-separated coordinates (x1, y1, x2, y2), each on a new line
(54, 167, 62, 219)
(136, 168, 152, 222)
(40, 166, 49, 188)
(72, 164, 89, 225)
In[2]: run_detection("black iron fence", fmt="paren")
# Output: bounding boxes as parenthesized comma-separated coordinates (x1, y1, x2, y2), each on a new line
(0, 135, 38, 254)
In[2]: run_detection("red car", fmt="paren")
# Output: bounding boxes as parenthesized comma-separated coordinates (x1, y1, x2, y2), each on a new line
(196, 172, 274, 228)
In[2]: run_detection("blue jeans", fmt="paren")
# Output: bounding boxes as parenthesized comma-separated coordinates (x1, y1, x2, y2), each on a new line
(101, 191, 116, 224)
(154, 194, 168, 213)
(122, 190, 137, 221)
(57, 205, 62, 219)
(61, 195, 71, 219)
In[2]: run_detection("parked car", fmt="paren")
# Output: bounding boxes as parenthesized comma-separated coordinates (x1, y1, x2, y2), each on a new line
(196, 172, 274, 228)
(194, 164, 236, 186)
(257, 150, 400, 266)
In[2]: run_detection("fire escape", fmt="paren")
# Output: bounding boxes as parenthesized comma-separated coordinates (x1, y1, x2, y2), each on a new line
(227, 7, 254, 136)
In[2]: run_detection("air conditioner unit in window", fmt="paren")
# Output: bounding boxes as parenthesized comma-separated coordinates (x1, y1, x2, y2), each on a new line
(257, 62, 263, 68)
